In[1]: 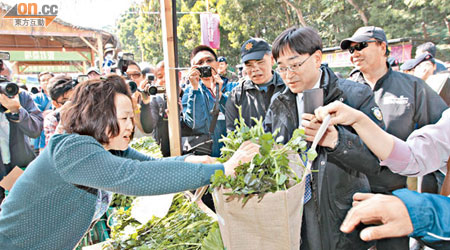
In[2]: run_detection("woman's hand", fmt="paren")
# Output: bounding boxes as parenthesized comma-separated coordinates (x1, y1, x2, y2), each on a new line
(314, 101, 363, 126)
(223, 141, 260, 176)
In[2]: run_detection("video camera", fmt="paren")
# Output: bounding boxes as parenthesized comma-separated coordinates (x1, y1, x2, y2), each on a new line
(0, 82, 19, 98)
(112, 52, 134, 75)
(0, 51, 10, 71)
(128, 80, 166, 96)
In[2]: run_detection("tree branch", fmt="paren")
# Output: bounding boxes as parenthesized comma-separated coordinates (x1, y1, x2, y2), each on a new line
(346, 0, 368, 26)
(281, 1, 291, 27)
(281, 0, 307, 27)
(445, 18, 450, 37)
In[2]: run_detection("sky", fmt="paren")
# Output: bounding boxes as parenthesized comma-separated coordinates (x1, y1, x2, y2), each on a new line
(1, 0, 139, 30)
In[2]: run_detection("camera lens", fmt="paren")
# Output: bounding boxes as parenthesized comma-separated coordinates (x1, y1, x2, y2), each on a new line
(0, 82, 19, 98)
(127, 80, 137, 94)
(148, 86, 158, 95)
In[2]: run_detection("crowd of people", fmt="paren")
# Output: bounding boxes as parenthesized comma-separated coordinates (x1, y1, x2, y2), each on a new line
(0, 24, 448, 250)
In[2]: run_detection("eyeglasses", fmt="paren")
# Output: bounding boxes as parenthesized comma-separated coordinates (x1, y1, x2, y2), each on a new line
(348, 40, 377, 54)
(276, 53, 314, 74)
(126, 72, 142, 78)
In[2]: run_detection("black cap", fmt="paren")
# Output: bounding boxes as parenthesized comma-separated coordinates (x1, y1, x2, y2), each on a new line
(340, 26, 389, 51)
(218, 56, 227, 63)
(240, 38, 271, 63)
(400, 53, 435, 71)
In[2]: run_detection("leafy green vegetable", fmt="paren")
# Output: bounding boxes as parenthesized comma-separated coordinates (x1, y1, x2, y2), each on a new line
(210, 107, 316, 202)
(201, 222, 224, 250)
(130, 136, 163, 158)
(109, 193, 215, 250)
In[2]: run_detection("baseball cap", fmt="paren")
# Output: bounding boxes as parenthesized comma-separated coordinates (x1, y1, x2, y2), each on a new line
(87, 67, 100, 75)
(240, 38, 271, 63)
(218, 56, 227, 63)
(340, 26, 389, 52)
(400, 53, 435, 71)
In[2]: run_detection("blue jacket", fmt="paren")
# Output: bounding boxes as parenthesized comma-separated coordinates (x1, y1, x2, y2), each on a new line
(0, 133, 224, 249)
(32, 92, 52, 149)
(393, 189, 450, 248)
(181, 77, 237, 157)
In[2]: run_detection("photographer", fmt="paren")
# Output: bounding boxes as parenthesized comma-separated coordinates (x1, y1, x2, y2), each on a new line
(181, 45, 237, 157)
(43, 75, 74, 146)
(32, 71, 54, 155)
(0, 76, 43, 203)
(0, 75, 259, 249)
(139, 64, 173, 157)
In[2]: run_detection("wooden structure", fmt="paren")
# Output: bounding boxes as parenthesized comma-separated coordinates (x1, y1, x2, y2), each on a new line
(0, 3, 117, 74)
(161, 0, 182, 156)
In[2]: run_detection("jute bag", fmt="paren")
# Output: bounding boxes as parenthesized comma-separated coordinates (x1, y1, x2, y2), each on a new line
(211, 115, 330, 250)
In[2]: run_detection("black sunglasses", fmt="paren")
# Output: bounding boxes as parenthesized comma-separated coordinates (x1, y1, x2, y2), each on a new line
(348, 40, 377, 54)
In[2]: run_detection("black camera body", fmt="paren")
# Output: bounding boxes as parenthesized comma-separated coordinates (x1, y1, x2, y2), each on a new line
(0, 81, 19, 98)
(113, 52, 134, 75)
(197, 66, 212, 78)
(147, 73, 155, 82)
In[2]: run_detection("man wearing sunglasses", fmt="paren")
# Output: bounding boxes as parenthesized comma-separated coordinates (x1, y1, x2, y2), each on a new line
(340, 26, 448, 250)
(266, 26, 384, 250)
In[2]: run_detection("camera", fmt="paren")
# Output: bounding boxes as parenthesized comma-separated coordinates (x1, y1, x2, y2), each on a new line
(113, 52, 134, 75)
(0, 82, 19, 98)
(127, 80, 138, 94)
(197, 66, 212, 78)
(147, 85, 166, 95)
(147, 73, 155, 82)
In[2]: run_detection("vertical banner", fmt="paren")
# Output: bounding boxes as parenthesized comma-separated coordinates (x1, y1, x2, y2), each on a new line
(390, 43, 412, 63)
(200, 13, 220, 49)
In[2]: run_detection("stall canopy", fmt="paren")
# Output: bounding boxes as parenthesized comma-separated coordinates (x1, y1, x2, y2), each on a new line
(0, 3, 118, 74)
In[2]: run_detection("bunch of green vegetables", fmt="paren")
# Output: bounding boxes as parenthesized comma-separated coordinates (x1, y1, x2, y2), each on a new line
(210, 107, 316, 202)
(108, 193, 223, 250)
(130, 136, 163, 158)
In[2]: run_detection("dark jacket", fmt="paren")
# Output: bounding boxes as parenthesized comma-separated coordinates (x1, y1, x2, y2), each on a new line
(225, 71, 285, 131)
(0, 91, 43, 178)
(140, 95, 170, 157)
(350, 65, 448, 192)
(265, 65, 384, 250)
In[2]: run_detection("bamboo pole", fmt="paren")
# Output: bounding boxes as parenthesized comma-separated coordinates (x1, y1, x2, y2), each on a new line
(160, 0, 181, 156)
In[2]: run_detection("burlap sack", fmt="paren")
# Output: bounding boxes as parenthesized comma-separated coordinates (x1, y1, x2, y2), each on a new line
(212, 154, 309, 250)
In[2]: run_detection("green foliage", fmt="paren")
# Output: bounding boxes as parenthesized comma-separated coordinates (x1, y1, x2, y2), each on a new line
(109, 193, 215, 250)
(210, 107, 316, 202)
(116, 0, 450, 67)
(201, 222, 224, 250)
(130, 136, 163, 158)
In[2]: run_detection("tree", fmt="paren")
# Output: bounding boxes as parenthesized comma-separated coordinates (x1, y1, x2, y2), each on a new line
(116, 0, 450, 67)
